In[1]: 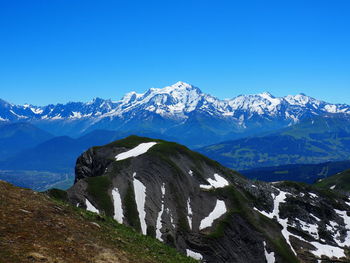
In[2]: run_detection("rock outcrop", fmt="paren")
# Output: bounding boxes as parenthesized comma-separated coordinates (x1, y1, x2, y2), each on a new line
(68, 136, 350, 262)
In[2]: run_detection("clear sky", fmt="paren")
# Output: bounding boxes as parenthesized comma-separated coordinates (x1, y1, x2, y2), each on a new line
(0, 0, 349, 105)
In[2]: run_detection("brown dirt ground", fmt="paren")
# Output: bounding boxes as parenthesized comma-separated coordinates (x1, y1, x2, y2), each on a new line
(0, 181, 194, 263)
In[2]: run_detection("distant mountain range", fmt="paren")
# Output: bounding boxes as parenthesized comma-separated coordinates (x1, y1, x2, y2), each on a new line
(0, 123, 177, 190)
(0, 122, 53, 160)
(1, 81, 350, 147)
(2, 82, 350, 190)
(0, 128, 175, 173)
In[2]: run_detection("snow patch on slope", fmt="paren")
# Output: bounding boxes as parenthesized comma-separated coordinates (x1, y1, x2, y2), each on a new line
(156, 183, 166, 241)
(30, 107, 43, 114)
(199, 199, 227, 230)
(132, 172, 147, 235)
(254, 190, 296, 254)
(200, 173, 229, 190)
(292, 218, 319, 240)
(309, 242, 345, 258)
(85, 198, 99, 214)
(115, 142, 157, 161)
(263, 241, 275, 263)
(166, 208, 176, 229)
(254, 189, 347, 259)
(334, 209, 350, 247)
(186, 249, 203, 260)
(187, 197, 193, 230)
(112, 188, 123, 224)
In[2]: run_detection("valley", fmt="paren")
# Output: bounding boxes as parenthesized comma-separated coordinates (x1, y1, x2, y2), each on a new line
(3, 1, 350, 262)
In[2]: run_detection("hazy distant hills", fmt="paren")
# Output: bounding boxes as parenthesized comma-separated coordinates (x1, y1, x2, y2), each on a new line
(240, 160, 350, 184)
(1, 82, 350, 190)
(0, 122, 53, 160)
(0, 127, 177, 190)
(199, 116, 350, 170)
(0, 129, 177, 173)
(2, 81, 350, 147)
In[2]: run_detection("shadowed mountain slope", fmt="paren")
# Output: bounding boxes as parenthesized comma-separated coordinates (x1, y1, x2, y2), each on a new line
(66, 136, 350, 263)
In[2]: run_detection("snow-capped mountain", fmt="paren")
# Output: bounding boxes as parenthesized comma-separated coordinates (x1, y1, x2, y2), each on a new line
(1, 81, 350, 146)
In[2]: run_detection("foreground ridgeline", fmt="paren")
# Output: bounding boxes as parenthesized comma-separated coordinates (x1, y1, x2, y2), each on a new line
(65, 136, 350, 263)
(0, 180, 197, 263)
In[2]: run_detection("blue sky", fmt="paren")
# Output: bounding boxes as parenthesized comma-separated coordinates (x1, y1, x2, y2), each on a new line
(0, 0, 349, 105)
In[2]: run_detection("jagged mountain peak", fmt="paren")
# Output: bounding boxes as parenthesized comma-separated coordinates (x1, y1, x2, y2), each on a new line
(114, 82, 207, 117)
(233, 91, 317, 104)
(118, 82, 202, 105)
(284, 93, 320, 105)
(257, 91, 275, 98)
(86, 97, 108, 105)
(0, 98, 13, 108)
(147, 81, 198, 92)
(120, 91, 144, 104)
(162, 81, 201, 92)
(1, 82, 350, 145)
(143, 81, 203, 101)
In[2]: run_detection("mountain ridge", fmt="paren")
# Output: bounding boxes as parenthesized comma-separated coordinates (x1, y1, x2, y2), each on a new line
(66, 135, 350, 262)
(0, 122, 54, 160)
(1, 82, 350, 147)
(1, 81, 350, 122)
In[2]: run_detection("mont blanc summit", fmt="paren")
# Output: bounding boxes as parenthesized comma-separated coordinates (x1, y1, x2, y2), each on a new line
(1, 82, 350, 146)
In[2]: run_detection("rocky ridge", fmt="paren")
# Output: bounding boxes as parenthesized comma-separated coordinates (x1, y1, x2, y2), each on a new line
(67, 136, 350, 262)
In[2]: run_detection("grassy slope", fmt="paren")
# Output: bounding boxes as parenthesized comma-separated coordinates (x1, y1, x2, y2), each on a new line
(314, 169, 350, 192)
(240, 160, 350, 184)
(199, 117, 350, 170)
(0, 180, 196, 263)
(90, 135, 242, 231)
(95, 135, 236, 176)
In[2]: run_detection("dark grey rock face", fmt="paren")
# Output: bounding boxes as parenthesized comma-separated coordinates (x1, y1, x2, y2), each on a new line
(74, 148, 115, 182)
(67, 136, 350, 263)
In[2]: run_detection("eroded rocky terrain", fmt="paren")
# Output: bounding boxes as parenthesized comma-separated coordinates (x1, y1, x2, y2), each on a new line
(67, 136, 350, 262)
